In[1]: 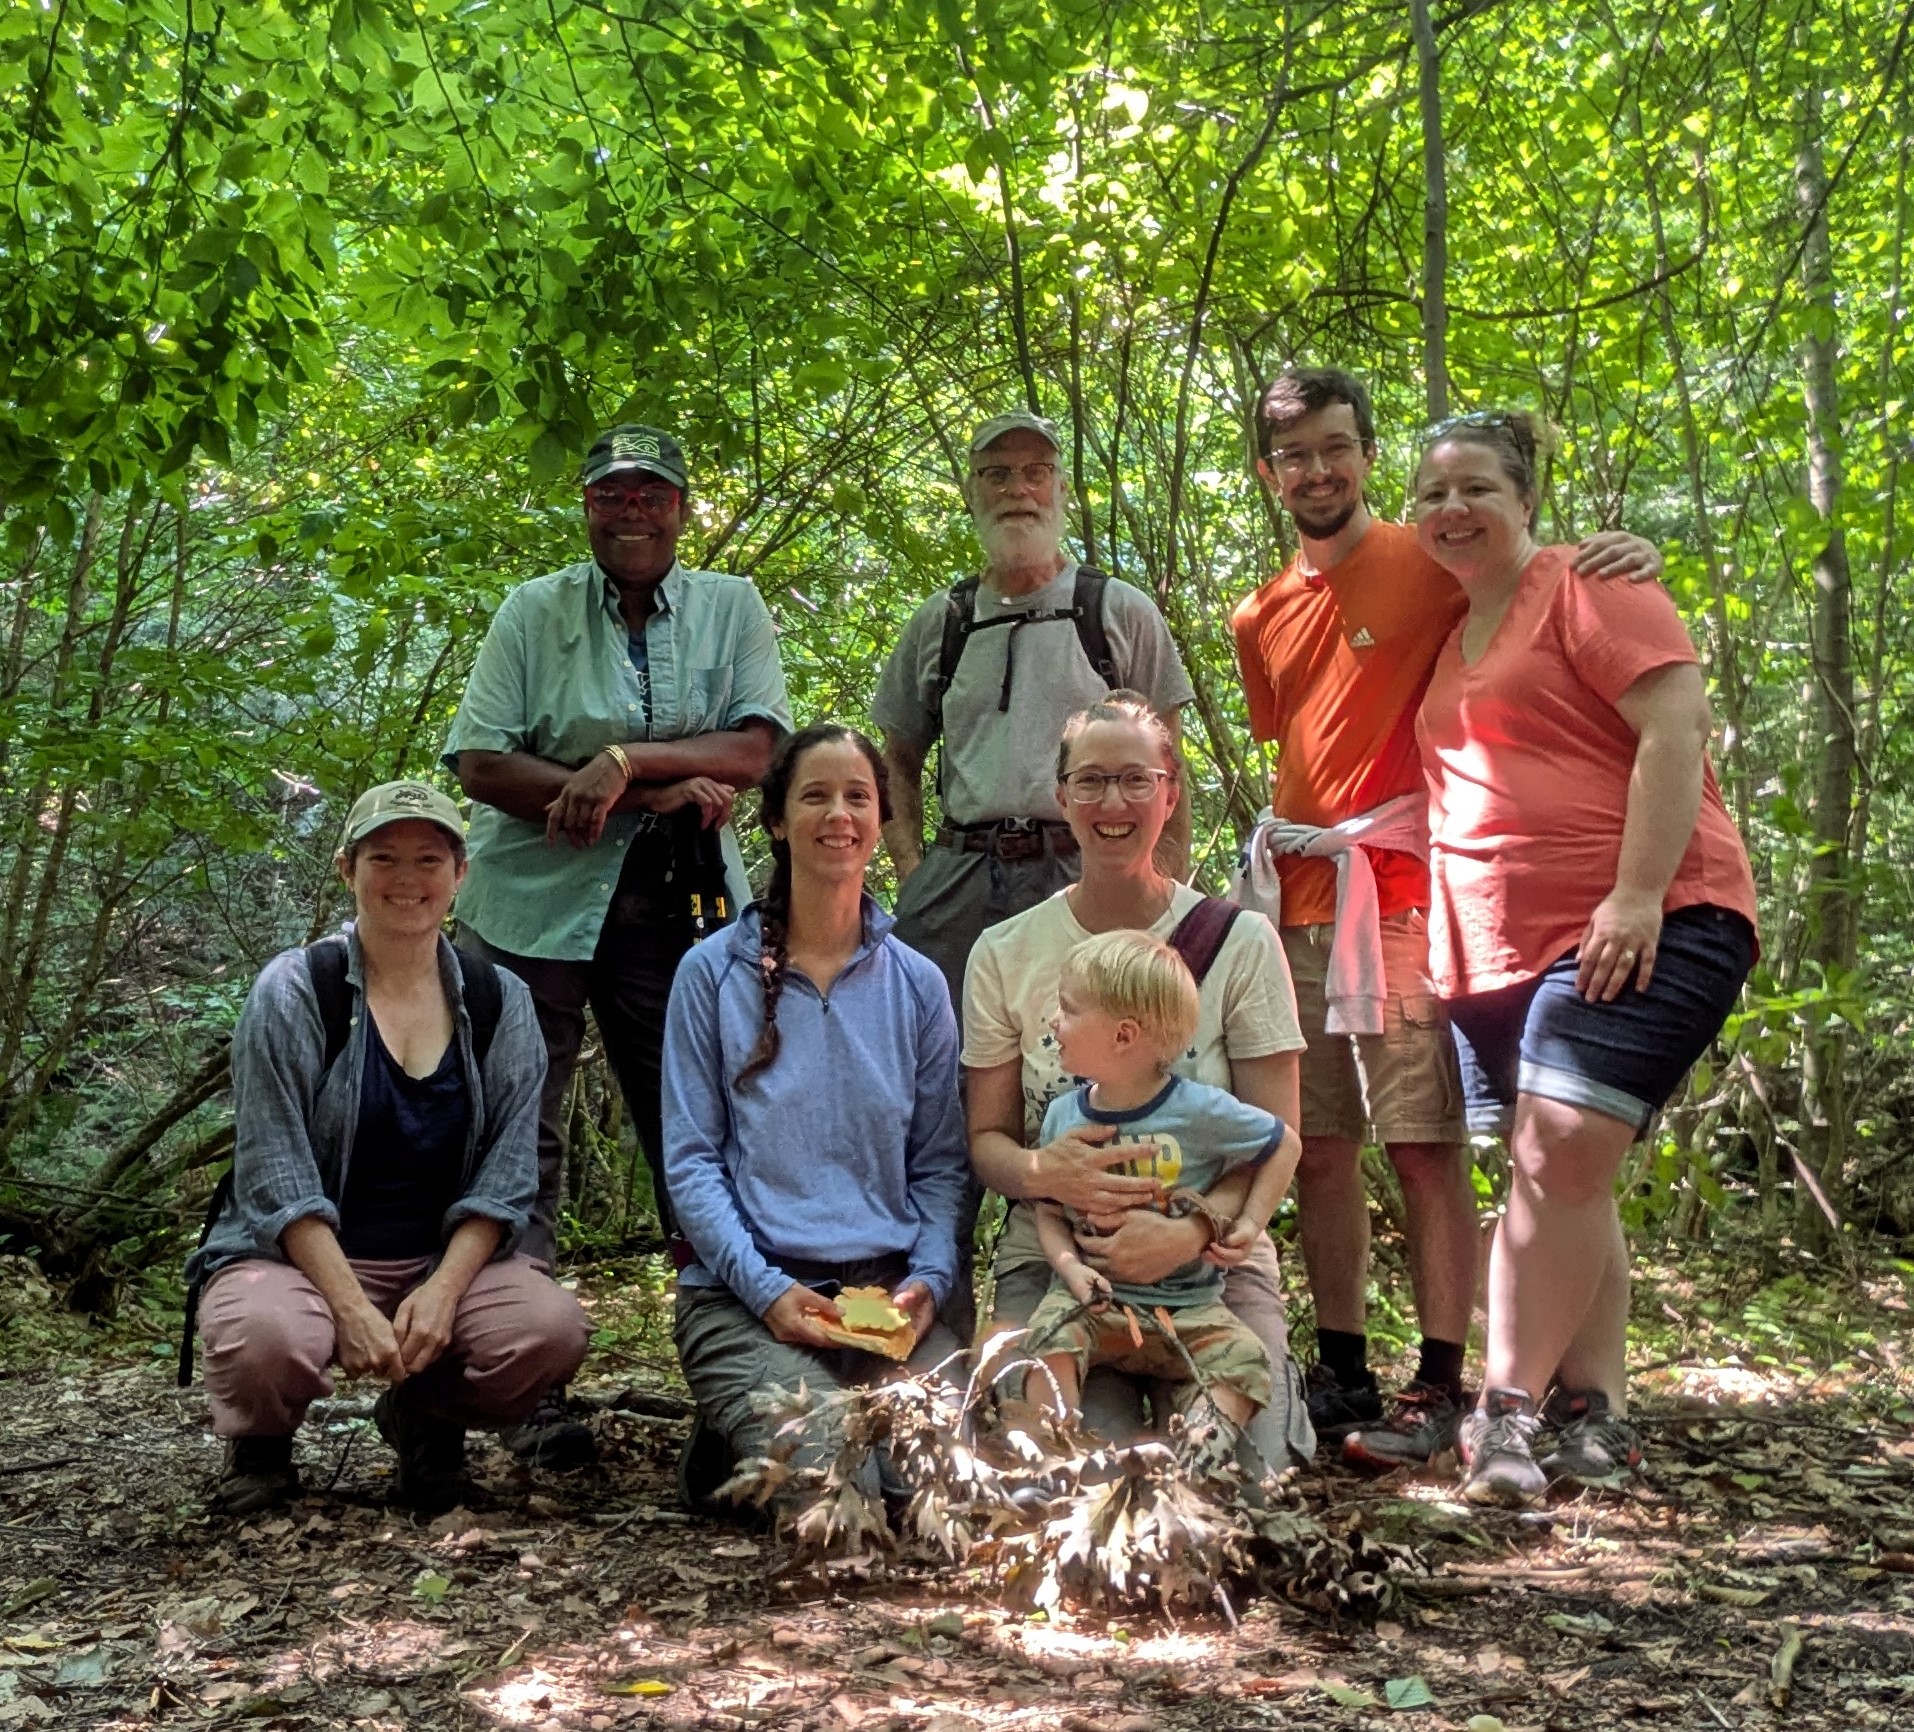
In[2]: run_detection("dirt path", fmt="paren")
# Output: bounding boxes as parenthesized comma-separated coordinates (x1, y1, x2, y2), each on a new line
(5, 1340, 1914, 1732)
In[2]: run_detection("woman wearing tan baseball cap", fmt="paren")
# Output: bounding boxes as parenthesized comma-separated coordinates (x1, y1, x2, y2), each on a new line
(185, 781, 592, 1515)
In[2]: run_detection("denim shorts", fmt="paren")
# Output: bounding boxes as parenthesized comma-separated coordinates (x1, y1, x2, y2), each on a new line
(1447, 905, 1756, 1137)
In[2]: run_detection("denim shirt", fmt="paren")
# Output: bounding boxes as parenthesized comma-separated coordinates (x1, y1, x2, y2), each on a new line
(442, 559, 793, 960)
(185, 926, 546, 1287)
(661, 901, 969, 1318)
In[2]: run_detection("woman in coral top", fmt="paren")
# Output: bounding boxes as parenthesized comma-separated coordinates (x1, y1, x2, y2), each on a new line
(1413, 412, 1757, 1508)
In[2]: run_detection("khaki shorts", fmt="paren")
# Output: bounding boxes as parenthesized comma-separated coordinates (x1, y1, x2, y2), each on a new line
(1282, 909, 1465, 1146)
(1023, 1283, 1273, 1413)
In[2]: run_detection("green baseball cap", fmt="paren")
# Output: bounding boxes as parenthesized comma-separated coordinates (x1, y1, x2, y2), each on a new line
(339, 781, 466, 852)
(580, 423, 689, 490)
(969, 410, 1062, 456)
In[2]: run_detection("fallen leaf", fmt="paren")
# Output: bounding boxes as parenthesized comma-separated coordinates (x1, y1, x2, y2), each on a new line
(1321, 1681, 1380, 1708)
(647, 1591, 709, 1620)
(412, 1571, 453, 1604)
(1696, 1583, 1769, 1607)
(51, 1648, 120, 1687)
(1466, 1718, 1507, 1732)
(603, 1680, 673, 1697)
(1543, 1611, 1614, 1639)
(1385, 1675, 1435, 1710)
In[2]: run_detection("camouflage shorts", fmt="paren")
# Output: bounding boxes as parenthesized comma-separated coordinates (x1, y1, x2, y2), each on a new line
(1021, 1284, 1273, 1414)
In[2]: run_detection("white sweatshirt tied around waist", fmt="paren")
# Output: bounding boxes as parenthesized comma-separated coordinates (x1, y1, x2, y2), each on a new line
(1230, 791, 1430, 1038)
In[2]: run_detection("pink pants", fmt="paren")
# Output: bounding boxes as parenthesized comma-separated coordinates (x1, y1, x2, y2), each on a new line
(199, 1253, 591, 1438)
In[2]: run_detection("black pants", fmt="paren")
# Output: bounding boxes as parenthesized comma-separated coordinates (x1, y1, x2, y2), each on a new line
(458, 874, 712, 1263)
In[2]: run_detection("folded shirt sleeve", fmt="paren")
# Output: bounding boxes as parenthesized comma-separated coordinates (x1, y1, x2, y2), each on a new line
(446, 971, 543, 1248)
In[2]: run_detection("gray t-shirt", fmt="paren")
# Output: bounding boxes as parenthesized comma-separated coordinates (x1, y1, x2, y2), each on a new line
(871, 563, 1196, 826)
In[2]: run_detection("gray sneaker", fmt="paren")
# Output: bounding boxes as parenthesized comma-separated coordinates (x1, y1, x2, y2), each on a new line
(1540, 1387, 1642, 1484)
(1457, 1388, 1547, 1508)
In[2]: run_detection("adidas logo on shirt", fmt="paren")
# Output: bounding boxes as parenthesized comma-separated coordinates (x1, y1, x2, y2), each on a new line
(1349, 626, 1376, 649)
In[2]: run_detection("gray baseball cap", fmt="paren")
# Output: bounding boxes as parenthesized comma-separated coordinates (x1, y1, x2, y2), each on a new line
(580, 424, 688, 490)
(339, 781, 466, 851)
(969, 410, 1062, 455)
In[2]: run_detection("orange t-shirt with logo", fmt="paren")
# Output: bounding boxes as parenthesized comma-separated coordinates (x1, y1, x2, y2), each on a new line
(1417, 545, 1758, 998)
(1230, 520, 1467, 927)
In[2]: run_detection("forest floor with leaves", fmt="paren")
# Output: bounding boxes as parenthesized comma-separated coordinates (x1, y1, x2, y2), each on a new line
(3, 1238, 1913, 1732)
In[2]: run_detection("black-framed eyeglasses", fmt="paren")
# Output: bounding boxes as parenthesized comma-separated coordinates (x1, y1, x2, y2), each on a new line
(1060, 767, 1174, 803)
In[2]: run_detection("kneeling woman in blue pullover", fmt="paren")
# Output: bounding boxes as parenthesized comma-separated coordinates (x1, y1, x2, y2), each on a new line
(662, 723, 969, 1503)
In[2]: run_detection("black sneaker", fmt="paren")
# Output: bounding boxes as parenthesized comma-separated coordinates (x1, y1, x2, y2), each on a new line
(373, 1387, 469, 1514)
(675, 1412, 737, 1517)
(209, 1436, 299, 1517)
(502, 1388, 599, 1471)
(1457, 1387, 1547, 1508)
(1304, 1361, 1383, 1443)
(1540, 1387, 1642, 1484)
(1342, 1381, 1464, 1472)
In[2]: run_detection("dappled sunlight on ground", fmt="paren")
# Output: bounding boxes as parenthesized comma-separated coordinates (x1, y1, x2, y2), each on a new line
(13, 1238, 1914, 1729)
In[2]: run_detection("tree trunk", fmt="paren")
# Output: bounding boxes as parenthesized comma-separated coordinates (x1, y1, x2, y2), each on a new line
(1794, 77, 1858, 1250)
(1412, 0, 1449, 421)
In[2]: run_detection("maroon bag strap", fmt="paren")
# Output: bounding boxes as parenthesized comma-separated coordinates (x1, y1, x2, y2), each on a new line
(1165, 896, 1242, 986)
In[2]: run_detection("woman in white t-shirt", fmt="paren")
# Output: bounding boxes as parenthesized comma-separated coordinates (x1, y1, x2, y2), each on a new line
(964, 692, 1314, 1464)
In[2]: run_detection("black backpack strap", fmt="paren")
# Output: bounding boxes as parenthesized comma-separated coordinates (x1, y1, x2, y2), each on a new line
(305, 932, 354, 1071)
(451, 945, 504, 1065)
(1165, 896, 1243, 987)
(929, 575, 981, 738)
(1070, 566, 1119, 690)
(178, 1167, 236, 1387)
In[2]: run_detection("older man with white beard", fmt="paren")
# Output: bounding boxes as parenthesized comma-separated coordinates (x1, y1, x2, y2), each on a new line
(874, 411, 1195, 1010)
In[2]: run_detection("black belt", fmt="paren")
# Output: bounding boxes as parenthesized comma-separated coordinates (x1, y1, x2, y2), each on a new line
(935, 818, 1079, 863)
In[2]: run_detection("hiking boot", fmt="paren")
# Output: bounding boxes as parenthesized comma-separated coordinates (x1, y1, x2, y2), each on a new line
(373, 1387, 469, 1514)
(210, 1436, 299, 1517)
(1304, 1361, 1383, 1443)
(1457, 1388, 1547, 1508)
(675, 1411, 738, 1517)
(1540, 1387, 1643, 1485)
(1342, 1381, 1464, 1473)
(501, 1387, 599, 1472)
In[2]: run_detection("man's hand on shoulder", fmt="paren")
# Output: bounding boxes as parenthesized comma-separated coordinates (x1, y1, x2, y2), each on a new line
(1572, 531, 1663, 584)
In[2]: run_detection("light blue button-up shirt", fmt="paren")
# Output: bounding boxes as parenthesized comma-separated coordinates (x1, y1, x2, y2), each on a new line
(442, 559, 792, 960)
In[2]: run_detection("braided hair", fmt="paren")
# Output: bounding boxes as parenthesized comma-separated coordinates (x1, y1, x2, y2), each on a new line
(734, 722, 892, 1087)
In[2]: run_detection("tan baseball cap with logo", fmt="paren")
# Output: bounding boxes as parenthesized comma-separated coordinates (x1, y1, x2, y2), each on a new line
(338, 781, 466, 852)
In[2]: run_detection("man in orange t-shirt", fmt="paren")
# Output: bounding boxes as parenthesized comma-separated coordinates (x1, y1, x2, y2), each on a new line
(1231, 368, 1661, 1468)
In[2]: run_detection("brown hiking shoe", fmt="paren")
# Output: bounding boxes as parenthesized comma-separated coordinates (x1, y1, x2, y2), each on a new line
(210, 1436, 299, 1517)
(374, 1387, 469, 1513)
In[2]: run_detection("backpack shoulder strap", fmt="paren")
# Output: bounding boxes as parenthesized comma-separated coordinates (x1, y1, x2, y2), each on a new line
(1071, 566, 1119, 691)
(305, 933, 354, 1073)
(1165, 896, 1243, 987)
(929, 575, 982, 736)
(178, 1167, 236, 1387)
(451, 946, 504, 1064)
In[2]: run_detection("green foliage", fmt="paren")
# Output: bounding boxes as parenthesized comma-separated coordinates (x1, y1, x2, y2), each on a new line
(3, 0, 1912, 1270)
